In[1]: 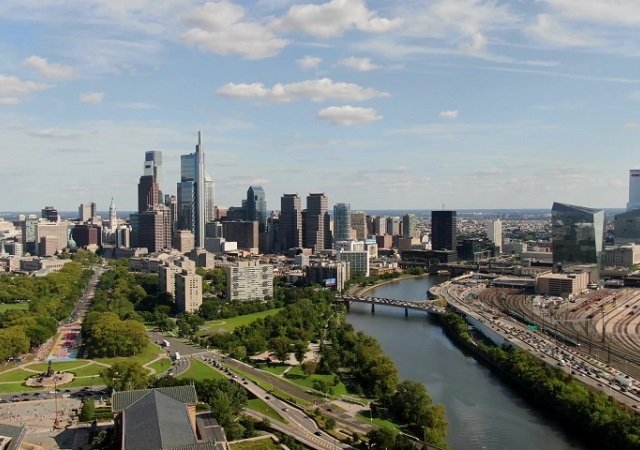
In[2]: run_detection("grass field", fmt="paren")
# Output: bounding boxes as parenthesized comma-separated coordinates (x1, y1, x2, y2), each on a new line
(227, 365, 311, 407)
(0, 369, 36, 383)
(147, 358, 171, 375)
(356, 413, 400, 431)
(94, 342, 162, 366)
(0, 303, 29, 312)
(69, 363, 106, 378)
(200, 308, 282, 334)
(57, 375, 105, 389)
(284, 366, 348, 397)
(230, 437, 280, 450)
(177, 359, 225, 382)
(0, 383, 42, 394)
(246, 398, 286, 423)
(25, 360, 92, 373)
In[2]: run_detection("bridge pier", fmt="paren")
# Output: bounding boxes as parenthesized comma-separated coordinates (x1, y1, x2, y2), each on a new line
(405, 308, 408, 317)
(371, 303, 375, 314)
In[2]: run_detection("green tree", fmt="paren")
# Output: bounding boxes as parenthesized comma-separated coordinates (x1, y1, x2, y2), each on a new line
(424, 403, 448, 449)
(269, 336, 292, 364)
(367, 427, 396, 450)
(293, 341, 307, 364)
(102, 361, 149, 391)
(0, 326, 30, 360)
(301, 360, 318, 376)
(209, 391, 233, 426)
(79, 397, 95, 422)
(390, 380, 432, 426)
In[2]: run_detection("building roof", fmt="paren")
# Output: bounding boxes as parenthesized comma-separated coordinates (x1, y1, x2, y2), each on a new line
(112, 385, 197, 412)
(121, 389, 197, 450)
(0, 424, 27, 450)
(552, 202, 602, 215)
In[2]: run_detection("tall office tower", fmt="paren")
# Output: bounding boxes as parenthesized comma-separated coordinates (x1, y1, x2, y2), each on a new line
(306, 193, 331, 252)
(351, 211, 367, 241)
(138, 175, 159, 213)
(222, 221, 259, 250)
(431, 210, 457, 251)
(402, 214, 418, 238)
(175, 270, 203, 313)
(21, 217, 38, 254)
(333, 203, 351, 243)
(551, 202, 604, 267)
(144, 151, 164, 199)
(164, 194, 178, 233)
(78, 202, 96, 223)
(614, 209, 640, 245)
(135, 205, 172, 252)
(386, 216, 401, 236)
(205, 175, 215, 222)
(41, 206, 59, 222)
(372, 216, 386, 235)
(246, 186, 267, 232)
(35, 220, 69, 255)
(486, 219, 503, 254)
(628, 170, 640, 211)
(225, 260, 274, 301)
(177, 133, 210, 248)
(278, 194, 302, 250)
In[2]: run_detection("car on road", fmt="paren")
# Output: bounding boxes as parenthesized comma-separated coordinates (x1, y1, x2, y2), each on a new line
(314, 431, 322, 436)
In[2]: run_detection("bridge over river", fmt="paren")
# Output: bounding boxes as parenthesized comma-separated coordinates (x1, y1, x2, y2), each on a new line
(338, 295, 446, 317)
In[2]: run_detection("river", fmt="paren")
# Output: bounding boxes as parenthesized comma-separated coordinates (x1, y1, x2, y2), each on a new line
(346, 276, 585, 450)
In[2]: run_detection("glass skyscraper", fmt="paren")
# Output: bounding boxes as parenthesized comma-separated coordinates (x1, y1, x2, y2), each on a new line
(246, 186, 267, 232)
(333, 203, 351, 243)
(551, 202, 604, 267)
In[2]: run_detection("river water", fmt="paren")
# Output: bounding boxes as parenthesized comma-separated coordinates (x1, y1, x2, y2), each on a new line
(346, 276, 585, 450)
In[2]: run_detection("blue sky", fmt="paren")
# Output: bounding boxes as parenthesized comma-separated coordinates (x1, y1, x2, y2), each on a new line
(1, 0, 640, 212)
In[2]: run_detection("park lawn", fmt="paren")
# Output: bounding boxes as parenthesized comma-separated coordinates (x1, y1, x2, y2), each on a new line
(94, 342, 162, 366)
(284, 366, 348, 397)
(147, 358, 171, 375)
(0, 383, 43, 394)
(177, 359, 225, 382)
(57, 376, 105, 389)
(230, 437, 280, 450)
(0, 303, 29, 312)
(246, 398, 286, 423)
(69, 363, 106, 378)
(256, 364, 289, 376)
(200, 308, 283, 334)
(356, 413, 400, 432)
(25, 360, 92, 373)
(0, 369, 36, 383)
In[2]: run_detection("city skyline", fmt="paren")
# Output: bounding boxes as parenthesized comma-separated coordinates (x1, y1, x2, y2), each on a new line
(2, 1, 640, 211)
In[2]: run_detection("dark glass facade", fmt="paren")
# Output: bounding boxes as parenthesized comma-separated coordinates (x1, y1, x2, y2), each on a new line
(551, 202, 604, 267)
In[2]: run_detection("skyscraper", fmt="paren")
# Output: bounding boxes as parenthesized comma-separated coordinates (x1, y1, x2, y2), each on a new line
(278, 193, 302, 250)
(628, 170, 640, 211)
(305, 193, 331, 252)
(402, 214, 418, 238)
(78, 202, 96, 223)
(177, 132, 211, 248)
(246, 186, 267, 232)
(351, 211, 367, 241)
(144, 151, 164, 199)
(486, 219, 502, 254)
(551, 202, 604, 267)
(138, 175, 159, 213)
(333, 203, 351, 243)
(431, 210, 457, 251)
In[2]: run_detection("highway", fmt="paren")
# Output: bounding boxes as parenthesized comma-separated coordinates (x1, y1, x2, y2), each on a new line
(434, 278, 640, 411)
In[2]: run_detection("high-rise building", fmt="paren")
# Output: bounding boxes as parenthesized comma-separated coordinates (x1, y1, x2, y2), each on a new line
(226, 260, 274, 301)
(173, 230, 195, 253)
(35, 220, 69, 255)
(305, 193, 331, 252)
(133, 205, 172, 252)
(246, 186, 267, 232)
(144, 151, 164, 199)
(177, 133, 211, 248)
(431, 210, 457, 251)
(78, 202, 96, 223)
(614, 209, 640, 245)
(175, 270, 203, 313)
(278, 194, 302, 250)
(72, 224, 102, 248)
(222, 221, 259, 251)
(486, 219, 503, 254)
(628, 170, 640, 211)
(372, 216, 386, 235)
(108, 198, 117, 231)
(551, 202, 604, 267)
(351, 211, 367, 241)
(386, 216, 401, 236)
(333, 203, 351, 243)
(402, 214, 418, 238)
(337, 250, 370, 277)
(41, 206, 59, 222)
(21, 216, 38, 254)
(138, 175, 159, 213)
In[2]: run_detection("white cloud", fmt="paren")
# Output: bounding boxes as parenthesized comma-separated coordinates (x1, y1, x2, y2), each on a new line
(338, 56, 379, 71)
(22, 55, 74, 79)
(217, 78, 389, 102)
(113, 101, 158, 109)
(543, 0, 640, 27)
(0, 74, 50, 97)
(79, 91, 105, 104)
(440, 110, 459, 119)
(0, 97, 19, 106)
(272, 0, 401, 38)
(317, 105, 382, 126)
(627, 122, 640, 129)
(525, 14, 596, 48)
(181, 1, 287, 59)
(297, 55, 322, 69)
(30, 127, 84, 139)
